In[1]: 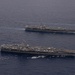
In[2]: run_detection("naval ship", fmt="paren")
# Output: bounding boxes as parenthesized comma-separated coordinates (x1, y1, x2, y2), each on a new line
(25, 25, 75, 34)
(1, 44, 75, 57)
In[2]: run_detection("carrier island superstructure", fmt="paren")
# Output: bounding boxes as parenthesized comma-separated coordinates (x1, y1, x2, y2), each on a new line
(0, 44, 75, 57)
(25, 25, 75, 34)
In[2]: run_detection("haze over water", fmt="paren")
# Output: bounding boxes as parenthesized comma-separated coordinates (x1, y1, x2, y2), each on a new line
(0, 0, 75, 75)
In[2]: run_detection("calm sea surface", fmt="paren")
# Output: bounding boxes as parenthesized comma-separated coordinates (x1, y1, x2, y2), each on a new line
(0, 0, 75, 75)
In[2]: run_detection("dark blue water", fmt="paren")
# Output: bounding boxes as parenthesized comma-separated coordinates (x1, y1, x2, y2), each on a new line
(0, 0, 75, 75)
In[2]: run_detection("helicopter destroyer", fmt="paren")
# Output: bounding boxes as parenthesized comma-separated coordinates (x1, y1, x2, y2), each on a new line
(25, 25, 75, 34)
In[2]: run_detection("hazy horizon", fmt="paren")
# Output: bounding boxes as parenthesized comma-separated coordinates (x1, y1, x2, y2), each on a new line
(0, 0, 75, 24)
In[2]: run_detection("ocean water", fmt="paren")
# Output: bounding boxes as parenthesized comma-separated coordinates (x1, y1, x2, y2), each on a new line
(0, 0, 75, 75)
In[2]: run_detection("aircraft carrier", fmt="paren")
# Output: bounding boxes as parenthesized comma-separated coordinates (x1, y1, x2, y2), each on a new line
(25, 25, 75, 34)
(0, 44, 75, 57)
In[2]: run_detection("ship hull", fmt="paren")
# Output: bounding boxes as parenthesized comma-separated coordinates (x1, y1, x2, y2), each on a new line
(25, 27, 75, 34)
(1, 44, 75, 58)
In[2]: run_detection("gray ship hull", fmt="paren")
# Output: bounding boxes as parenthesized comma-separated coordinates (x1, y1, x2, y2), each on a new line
(25, 26, 75, 34)
(1, 44, 75, 58)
